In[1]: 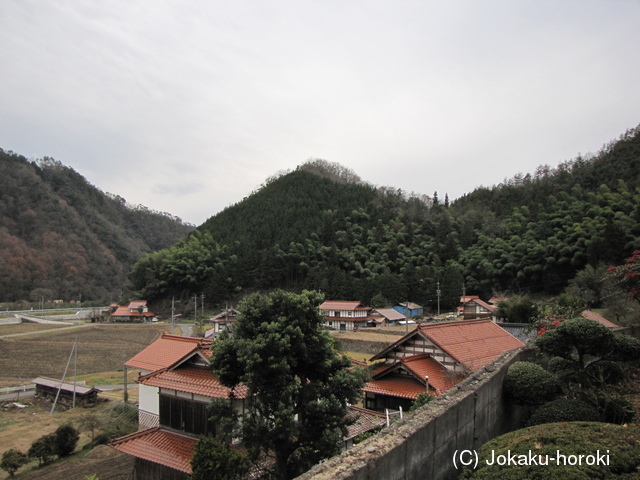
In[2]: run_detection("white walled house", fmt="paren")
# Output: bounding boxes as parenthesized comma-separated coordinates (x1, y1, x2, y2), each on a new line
(115, 333, 249, 479)
(319, 300, 376, 331)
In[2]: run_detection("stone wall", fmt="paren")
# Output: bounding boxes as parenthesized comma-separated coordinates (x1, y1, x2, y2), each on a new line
(298, 347, 535, 480)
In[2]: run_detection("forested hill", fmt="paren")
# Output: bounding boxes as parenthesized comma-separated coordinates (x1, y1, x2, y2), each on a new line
(0, 149, 194, 303)
(129, 126, 640, 311)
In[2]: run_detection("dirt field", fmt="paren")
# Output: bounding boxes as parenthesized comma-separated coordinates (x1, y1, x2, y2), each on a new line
(0, 323, 71, 336)
(0, 324, 166, 384)
(0, 322, 164, 479)
(0, 399, 136, 480)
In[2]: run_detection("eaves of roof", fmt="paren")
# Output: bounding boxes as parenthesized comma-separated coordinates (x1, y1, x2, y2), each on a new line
(110, 428, 196, 474)
(139, 366, 249, 399)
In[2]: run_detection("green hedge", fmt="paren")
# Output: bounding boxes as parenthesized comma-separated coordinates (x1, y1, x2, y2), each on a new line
(527, 399, 600, 426)
(503, 361, 562, 405)
(461, 422, 640, 479)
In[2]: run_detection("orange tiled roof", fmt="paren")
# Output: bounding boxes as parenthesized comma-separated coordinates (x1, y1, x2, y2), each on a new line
(363, 375, 428, 400)
(460, 296, 480, 303)
(468, 298, 496, 313)
(110, 427, 196, 474)
(128, 300, 147, 309)
(125, 333, 211, 371)
(320, 300, 366, 311)
(140, 366, 249, 399)
(111, 306, 154, 317)
(370, 354, 459, 395)
(420, 319, 524, 371)
(581, 310, 619, 328)
(370, 319, 524, 372)
(394, 354, 459, 394)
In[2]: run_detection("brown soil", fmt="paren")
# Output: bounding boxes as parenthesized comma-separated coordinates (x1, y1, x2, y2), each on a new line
(0, 324, 166, 382)
(0, 323, 164, 479)
(0, 397, 138, 479)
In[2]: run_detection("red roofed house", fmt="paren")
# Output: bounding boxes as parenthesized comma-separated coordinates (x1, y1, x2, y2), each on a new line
(363, 319, 525, 412)
(204, 307, 241, 339)
(319, 300, 376, 331)
(110, 300, 156, 323)
(460, 296, 496, 320)
(111, 333, 249, 479)
(581, 310, 620, 329)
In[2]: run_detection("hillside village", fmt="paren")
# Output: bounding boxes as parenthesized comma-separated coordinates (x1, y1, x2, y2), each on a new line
(1, 127, 640, 479)
(91, 291, 632, 479)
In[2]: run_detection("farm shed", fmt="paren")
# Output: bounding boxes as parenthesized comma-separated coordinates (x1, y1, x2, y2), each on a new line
(32, 376, 101, 407)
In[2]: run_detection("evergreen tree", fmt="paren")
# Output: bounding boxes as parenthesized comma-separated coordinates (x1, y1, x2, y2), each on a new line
(211, 290, 367, 480)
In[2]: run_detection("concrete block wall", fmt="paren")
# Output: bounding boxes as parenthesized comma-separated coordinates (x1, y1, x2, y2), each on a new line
(298, 347, 534, 480)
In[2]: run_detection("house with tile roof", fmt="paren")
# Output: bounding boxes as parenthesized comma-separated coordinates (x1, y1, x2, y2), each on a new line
(363, 319, 525, 412)
(205, 307, 241, 339)
(319, 300, 376, 330)
(343, 406, 387, 450)
(112, 333, 250, 479)
(459, 296, 496, 320)
(110, 300, 156, 323)
(581, 310, 620, 329)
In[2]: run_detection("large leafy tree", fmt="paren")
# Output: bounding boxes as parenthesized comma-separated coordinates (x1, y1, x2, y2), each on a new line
(211, 290, 367, 480)
(606, 250, 640, 305)
(536, 317, 640, 369)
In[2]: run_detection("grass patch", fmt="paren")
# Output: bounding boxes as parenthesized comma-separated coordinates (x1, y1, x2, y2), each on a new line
(0, 323, 71, 336)
(461, 422, 640, 479)
(0, 418, 18, 430)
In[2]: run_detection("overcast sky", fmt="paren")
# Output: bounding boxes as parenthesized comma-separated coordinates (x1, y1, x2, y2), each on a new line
(1, 1, 639, 225)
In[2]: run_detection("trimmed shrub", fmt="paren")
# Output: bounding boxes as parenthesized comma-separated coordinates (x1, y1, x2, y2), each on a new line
(1, 449, 28, 478)
(408, 392, 434, 413)
(584, 360, 625, 387)
(503, 361, 562, 405)
(28, 434, 57, 466)
(54, 424, 79, 457)
(610, 334, 640, 362)
(528, 398, 600, 426)
(461, 422, 640, 479)
(597, 397, 635, 424)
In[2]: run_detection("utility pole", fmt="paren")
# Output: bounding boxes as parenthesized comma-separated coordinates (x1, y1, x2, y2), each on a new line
(462, 281, 466, 320)
(405, 300, 409, 333)
(437, 281, 441, 317)
(171, 297, 176, 333)
(123, 360, 128, 403)
(194, 295, 197, 322)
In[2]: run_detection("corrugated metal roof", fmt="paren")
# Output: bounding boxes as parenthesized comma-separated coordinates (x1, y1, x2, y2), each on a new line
(32, 376, 101, 395)
(374, 308, 406, 321)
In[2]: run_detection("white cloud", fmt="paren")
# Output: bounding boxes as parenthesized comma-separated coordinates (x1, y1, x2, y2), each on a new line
(1, 0, 639, 224)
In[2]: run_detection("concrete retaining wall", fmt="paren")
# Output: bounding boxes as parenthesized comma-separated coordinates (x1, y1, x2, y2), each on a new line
(335, 338, 393, 355)
(298, 347, 535, 480)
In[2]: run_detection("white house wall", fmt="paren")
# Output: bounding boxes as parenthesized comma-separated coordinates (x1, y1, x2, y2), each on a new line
(138, 384, 160, 429)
